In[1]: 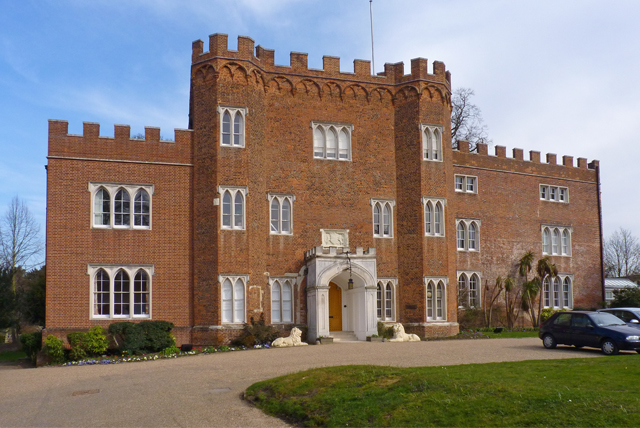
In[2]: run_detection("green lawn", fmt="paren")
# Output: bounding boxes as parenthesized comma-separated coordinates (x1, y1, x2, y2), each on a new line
(246, 356, 640, 427)
(483, 331, 539, 339)
(0, 350, 27, 362)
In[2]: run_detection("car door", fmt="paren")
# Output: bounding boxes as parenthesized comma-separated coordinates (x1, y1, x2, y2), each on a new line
(571, 314, 599, 348)
(550, 313, 572, 344)
(618, 310, 640, 328)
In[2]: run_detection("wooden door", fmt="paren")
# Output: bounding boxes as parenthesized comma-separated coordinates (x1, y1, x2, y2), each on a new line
(328, 282, 342, 331)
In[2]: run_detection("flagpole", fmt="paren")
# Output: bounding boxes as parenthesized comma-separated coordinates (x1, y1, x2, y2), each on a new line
(370, 0, 375, 75)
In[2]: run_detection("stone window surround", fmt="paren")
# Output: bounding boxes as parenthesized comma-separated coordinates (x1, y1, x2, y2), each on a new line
(219, 274, 248, 324)
(88, 264, 154, 320)
(376, 277, 397, 322)
(217, 105, 248, 148)
(89, 182, 154, 230)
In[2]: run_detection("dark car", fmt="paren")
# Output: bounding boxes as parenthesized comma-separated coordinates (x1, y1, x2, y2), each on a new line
(539, 311, 640, 355)
(597, 307, 640, 328)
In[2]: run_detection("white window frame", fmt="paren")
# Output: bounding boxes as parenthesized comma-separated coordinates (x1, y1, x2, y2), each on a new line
(539, 184, 569, 203)
(542, 274, 574, 309)
(88, 264, 153, 320)
(376, 278, 397, 321)
(457, 271, 482, 308)
(217, 105, 247, 148)
(311, 121, 353, 161)
(541, 225, 572, 256)
(422, 197, 446, 237)
(269, 277, 294, 324)
(454, 175, 478, 194)
(218, 186, 247, 230)
(219, 274, 248, 324)
(371, 199, 395, 238)
(425, 277, 448, 321)
(89, 182, 153, 230)
(268, 193, 294, 235)
(421, 124, 444, 162)
(456, 219, 481, 252)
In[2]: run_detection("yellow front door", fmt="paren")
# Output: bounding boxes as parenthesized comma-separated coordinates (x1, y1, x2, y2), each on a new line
(328, 282, 342, 331)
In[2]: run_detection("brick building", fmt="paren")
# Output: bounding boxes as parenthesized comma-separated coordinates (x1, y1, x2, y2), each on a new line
(44, 34, 604, 345)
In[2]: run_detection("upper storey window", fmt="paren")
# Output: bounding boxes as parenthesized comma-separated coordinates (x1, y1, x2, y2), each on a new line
(312, 122, 352, 161)
(218, 186, 247, 230)
(90, 183, 153, 229)
(371, 199, 395, 238)
(542, 225, 572, 256)
(455, 175, 477, 194)
(423, 197, 445, 237)
(421, 124, 443, 162)
(540, 184, 568, 203)
(218, 106, 247, 148)
(269, 193, 294, 235)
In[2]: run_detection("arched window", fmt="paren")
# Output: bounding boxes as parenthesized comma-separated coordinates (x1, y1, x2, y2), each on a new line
(133, 270, 150, 315)
(542, 228, 551, 254)
(234, 192, 243, 228)
(282, 199, 291, 233)
(338, 129, 349, 159)
(563, 277, 572, 308)
(313, 128, 325, 158)
(457, 274, 467, 307)
(435, 202, 443, 235)
(134, 189, 150, 228)
(94, 188, 110, 226)
(376, 283, 383, 319)
(385, 283, 393, 320)
(312, 122, 352, 160)
(424, 128, 433, 160)
(469, 274, 479, 307)
(562, 230, 570, 255)
(383, 204, 391, 236)
(422, 125, 443, 162)
(233, 113, 244, 146)
(222, 191, 232, 228)
(113, 270, 130, 316)
(271, 281, 281, 322)
(94, 269, 110, 316)
(222, 279, 233, 323)
(282, 281, 292, 323)
(552, 229, 560, 255)
(433, 129, 441, 160)
(270, 198, 280, 233)
(553, 277, 561, 307)
(114, 189, 130, 226)
(543, 277, 551, 307)
(326, 128, 337, 158)
(468, 223, 477, 250)
(426, 281, 434, 320)
(457, 222, 466, 249)
(373, 203, 381, 236)
(234, 279, 245, 323)
(436, 281, 444, 320)
(425, 202, 432, 234)
(222, 111, 232, 146)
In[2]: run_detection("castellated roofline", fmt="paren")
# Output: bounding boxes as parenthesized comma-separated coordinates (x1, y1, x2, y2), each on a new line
(191, 33, 451, 86)
(455, 140, 599, 171)
(48, 120, 192, 143)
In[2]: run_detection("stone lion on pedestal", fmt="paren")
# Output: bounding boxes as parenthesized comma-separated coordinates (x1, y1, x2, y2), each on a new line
(271, 327, 308, 347)
(388, 323, 421, 342)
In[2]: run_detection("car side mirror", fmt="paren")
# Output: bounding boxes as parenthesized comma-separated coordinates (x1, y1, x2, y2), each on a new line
(588, 324, 594, 330)
(630, 319, 639, 324)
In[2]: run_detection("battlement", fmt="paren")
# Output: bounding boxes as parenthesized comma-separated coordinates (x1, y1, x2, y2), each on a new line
(48, 120, 193, 165)
(192, 33, 450, 86)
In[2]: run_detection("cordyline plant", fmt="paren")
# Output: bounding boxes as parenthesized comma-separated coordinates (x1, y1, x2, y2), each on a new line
(519, 252, 558, 327)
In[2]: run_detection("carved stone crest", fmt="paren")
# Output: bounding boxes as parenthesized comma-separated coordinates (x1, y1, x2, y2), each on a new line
(320, 229, 349, 248)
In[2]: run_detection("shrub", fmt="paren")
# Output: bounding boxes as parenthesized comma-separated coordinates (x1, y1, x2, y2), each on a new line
(377, 322, 394, 339)
(67, 332, 87, 361)
(235, 314, 279, 347)
(109, 321, 175, 354)
(109, 322, 145, 354)
(540, 308, 567, 323)
(139, 320, 174, 352)
(19, 331, 42, 363)
(43, 335, 65, 364)
(84, 326, 109, 355)
(161, 345, 180, 355)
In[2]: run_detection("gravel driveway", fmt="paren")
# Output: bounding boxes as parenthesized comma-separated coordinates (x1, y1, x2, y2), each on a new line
(0, 338, 606, 427)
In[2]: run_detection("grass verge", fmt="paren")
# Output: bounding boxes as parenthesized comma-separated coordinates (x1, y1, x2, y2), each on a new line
(483, 331, 539, 339)
(0, 350, 27, 362)
(245, 357, 640, 427)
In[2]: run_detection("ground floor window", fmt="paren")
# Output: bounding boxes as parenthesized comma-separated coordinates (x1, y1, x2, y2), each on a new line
(89, 265, 152, 319)
(457, 271, 482, 308)
(220, 275, 247, 323)
(376, 279, 396, 321)
(425, 277, 447, 321)
(543, 274, 573, 309)
(270, 278, 293, 323)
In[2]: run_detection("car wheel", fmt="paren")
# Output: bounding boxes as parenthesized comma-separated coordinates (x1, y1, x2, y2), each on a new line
(574, 345, 583, 349)
(601, 339, 619, 356)
(542, 334, 557, 349)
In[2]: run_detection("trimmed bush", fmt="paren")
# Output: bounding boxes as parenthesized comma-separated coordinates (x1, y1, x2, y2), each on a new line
(67, 332, 87, 361)
(19, 331, 42, 363)
(377, 321, 394, 339)
(234, 314, 279, 347)
(43, 335, 65, 364)
(139, 320, 174, 351)
(109, 321, 174, 354)
(84, 326, 109, 355)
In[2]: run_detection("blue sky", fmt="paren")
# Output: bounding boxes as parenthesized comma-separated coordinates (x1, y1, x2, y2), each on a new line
(1, 0, 639, 252)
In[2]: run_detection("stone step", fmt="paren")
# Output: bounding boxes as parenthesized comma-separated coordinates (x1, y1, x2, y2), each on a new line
(330, 331, 360, 342)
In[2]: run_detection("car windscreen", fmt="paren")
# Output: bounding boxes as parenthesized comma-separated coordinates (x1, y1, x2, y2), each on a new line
(589, 312, 626, 327)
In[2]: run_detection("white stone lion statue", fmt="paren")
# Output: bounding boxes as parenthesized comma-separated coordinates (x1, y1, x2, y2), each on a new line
(271, 327, 308, 347)
(388, 323, 421, 342)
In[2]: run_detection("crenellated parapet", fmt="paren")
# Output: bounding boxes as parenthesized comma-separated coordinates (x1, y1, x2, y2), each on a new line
(48, 120, 193, 165)
(191, 34, 451, 105)
(453, 140, 599, 181)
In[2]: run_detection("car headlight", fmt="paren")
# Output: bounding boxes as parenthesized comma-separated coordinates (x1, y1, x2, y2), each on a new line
(625, 336, 640, 341)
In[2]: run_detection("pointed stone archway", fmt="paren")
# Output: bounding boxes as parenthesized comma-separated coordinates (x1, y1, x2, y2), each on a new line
(305, 246, 378, 342)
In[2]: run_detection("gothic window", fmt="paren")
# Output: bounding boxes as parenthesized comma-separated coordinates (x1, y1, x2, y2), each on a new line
(271, 279, 293, 323)
(423, 198, 445, 237)
(90, 183, 153, 229)
(312, 122, 353, 161)
(425, 278, 447, 321)
(376, 279, 396, 321)
(372, 199, 395, 238)
(541, 225, 572, 256)
(221, 276, 247, 323)
(421, 125, 444, 161)
(456, 219, 480, 251)
(90, 265, 153, 319)
(542, 274, 573, 309)
(219, 186, 247, 230)
(269, 194, 294, 235)
(218, 106, 247, 147)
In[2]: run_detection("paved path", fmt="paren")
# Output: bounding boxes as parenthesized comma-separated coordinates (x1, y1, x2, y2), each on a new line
(0, 338, 607, 427)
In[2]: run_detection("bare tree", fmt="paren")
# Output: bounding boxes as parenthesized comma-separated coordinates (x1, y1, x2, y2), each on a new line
(0, 196, 43, 292)
(604, 228, 640, 277)
(451, 88, 492, 152)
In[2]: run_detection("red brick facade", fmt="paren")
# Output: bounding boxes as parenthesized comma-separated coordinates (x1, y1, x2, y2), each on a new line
(44, 34, 603, 345)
